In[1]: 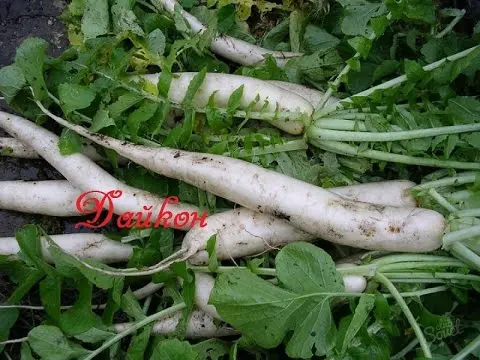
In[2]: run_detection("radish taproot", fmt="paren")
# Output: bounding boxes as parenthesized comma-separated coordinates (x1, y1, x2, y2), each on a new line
(152, 0, 302, 66)
(113, 310, 238, 338)
(30, 107, 446, 259)
(267, 80, 340, 108)
(0, 137, 105, 161)
(0, 233, 133, 264)
(0, 111, 203, 231)
(139, 73, 313, 135)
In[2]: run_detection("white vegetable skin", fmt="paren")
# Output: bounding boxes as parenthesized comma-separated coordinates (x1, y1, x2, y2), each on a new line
(113, 310, 238, 338)
(189, 180, 417, 264)
(0, 112, 200, 231)
(0, 180, 82, 216)
(336, 263, 367, 293)
(0, 137, 106, 161)
(0, 233, 133, 264)
(155, 0, 301, 66)
(141, 73, 314, 134)
(32, 108, 446, 254)
(267, 81, 340, 108)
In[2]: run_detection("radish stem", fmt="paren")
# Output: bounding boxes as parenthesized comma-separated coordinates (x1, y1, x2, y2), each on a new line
(375, 273, 432, 358)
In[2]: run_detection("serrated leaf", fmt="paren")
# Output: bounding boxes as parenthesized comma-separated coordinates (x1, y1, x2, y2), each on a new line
(217, 4, 236, 33)
(40, 276, 61, 323)
(150, 339, 197, 360)
(58, 128, 84, 156)
(347, 36, 372, 58)
(341, 295, 375, 353)
(447, 97, 480, 124)
(58, 83, 96, 114)
(122, 290, 146, 321)
(90, 108, 116, 132)
(337, 0, 387, 36)
(109, 93, 144, 118)
(0, 308, 19, 352)
(404, 59, 427, 82)
(14, 38, 49, 100)
(28, 326, 91, 360)
(303, 25, 340, 53)
(112, 3, 145, 37)
(211, 242, 342, 358)
(81, 0, 110, 39)
(147, 29, 166, 56)
(0, 64, 26, 103)
(127, 101, 158, 139)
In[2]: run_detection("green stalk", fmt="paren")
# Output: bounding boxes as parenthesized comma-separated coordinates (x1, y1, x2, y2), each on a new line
(393, 286, 448, 298)
(449, 242, 480, 271)
(307, 123, 480, 142)
(313, 119, 368, 131)
(224, 140, 308, 158)
(435, 9, 466, 39)
(391, 338, 420, 360)
(428, 188, 459, 212)
(443, 225, 480, 248)
(83, 302, 186, 360)
(451, 333, 480, 360)
(316, 13, 393, 110)
(317, 45, 480, 117)
(375, 273, 432, 358)
(378, 261, 468, 272)
(454, 208, 480, 218)
(371, 254, 459, 266)
(382, 272, 480, 282)
(412, 173, 478, 190)
(310, 139, 480, 170)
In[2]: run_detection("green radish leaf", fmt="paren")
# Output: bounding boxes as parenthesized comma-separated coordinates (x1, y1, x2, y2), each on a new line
(14, 38, 49, 100)
(447, 97, 480, 124)
(183, 68, 208, 108)
(109, 93, 144, 119)
(0, 308, 19, 352)
(206, 234, 218, 272)
(0, 64, 26, 103)
(127, 101, 158, 140)
(289, 11, 304, 53)
(303, 25, 340, 53)
(59, 277, 103, 335)
(275, 242, 344, 294)
(227, 85, 244, 116)
(73, 328, 115, 344)
(192, 339, 230, 360)
(58, 83, 96, 115)
(81, 0, 110, 39)
(217, 5, 236, 33)
(68, 0, 85, 16)
(28, 325, 91, 360)
(147, 29, 166, 56)
(211, 242, 343, 358)
(16, 225, 55, 276)
(404, 59, 427, 82)
(58, 128, 84, 155)
(262, 18, 290, 51)
(386, 0, 436, 24)
(341, 295, 375, 353)
(347, 36, 373, 59)
(121, 289, 146, 321)
(39, 276, 62, 323)
(127, 325, 154, 359)
(90, 109, 116, 132)
(20, 343, 35, 360)
(112, 2, 145, 37)
(336, 0, 387, 36)
(150, 339, 198, 360)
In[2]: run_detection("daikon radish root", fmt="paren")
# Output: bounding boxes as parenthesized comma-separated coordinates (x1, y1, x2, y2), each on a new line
(29, 107, 446, 262)
(0, 137, 106, 161)
(0, 233, 133, 264)
(113, 310, 238, 338)
(0, 111, 202, 231)
(140, 73, 314, 134)
(0, 180, 81, 216)
(152, 0, 302, 66)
